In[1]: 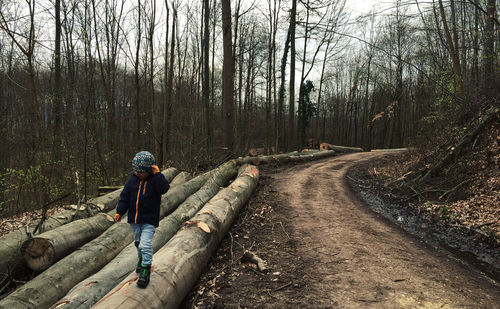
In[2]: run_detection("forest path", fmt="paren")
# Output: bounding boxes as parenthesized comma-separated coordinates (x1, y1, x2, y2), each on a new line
(183, 152, 499, 308)
(271, 152, 499, 308)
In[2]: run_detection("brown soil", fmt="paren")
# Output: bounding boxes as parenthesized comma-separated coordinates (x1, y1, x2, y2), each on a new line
(181, 152, 500, 308)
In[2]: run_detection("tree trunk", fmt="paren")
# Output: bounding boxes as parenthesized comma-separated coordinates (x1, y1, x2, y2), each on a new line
(437, 0, 464, 100)
(277, 25, 291, 151)
(319, 143, 363, 153)
(0, 169, 214, 309)
(134, 0, 142, 150)
(419, 108, 499, 182)
(0, 223, 133, 309)
(202, 0, 211, 148)
(87, 167, 179, 213)
(222, 0, 234, 152)
(92, 165, 259, 309)
(234, 149, 336, 166)
(52, 0, 63, 165)
(169, 171, 193, 186)
(21, 212, 115, 271)
(51, 162, 237, 309)
(483, 0, 496, 97)
(288, 0, 297, 150)
(0, 167, 175, 280)
(164, 5, 176, 157)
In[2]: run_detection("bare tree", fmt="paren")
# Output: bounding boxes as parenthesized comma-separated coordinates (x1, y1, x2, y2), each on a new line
(164, 1, 177, 158)
(134, 0, 143, 151)
(52, 0, 63, 165)
(222, 0, 234, 152)
(288, 0, 297, 150)
(483, 0, 497, 98)
(438, 0, 464, 100)
(202, 0, 211, 148)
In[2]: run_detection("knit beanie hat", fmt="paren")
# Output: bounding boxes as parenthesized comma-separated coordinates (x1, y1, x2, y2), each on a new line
(132, 151, 155, 173)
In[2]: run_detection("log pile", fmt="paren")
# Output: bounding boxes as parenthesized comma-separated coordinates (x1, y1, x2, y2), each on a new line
(0, 169, 211, 308)
(51, 161, 237, 309)
(0, 147, 352, 308)
(93, 165, 260, 309)
(0, 168, 178, 287)
(319, 143, 363, 153)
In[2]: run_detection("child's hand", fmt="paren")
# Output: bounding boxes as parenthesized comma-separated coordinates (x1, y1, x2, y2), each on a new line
(151, 165, 160, 175)
(114, 213, 121, 222)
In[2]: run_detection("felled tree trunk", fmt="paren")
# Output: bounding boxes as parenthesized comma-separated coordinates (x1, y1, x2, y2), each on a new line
(21, 212, 115, 271)
(419, 108, 499, 183)
(274, 149, 336, 163)
(0, 169, 211, 309)
(93, 165, 259, 309)
(0, 223, 133, 309)
(0, 169, 179, 279)
(51, 161, 237, 309)
(169, 171, 193, 186)
(234, 150, 300, 165)
(2, 168, 179, 275)
(87, 167, 179, 213)
(319, 143, 363, 153)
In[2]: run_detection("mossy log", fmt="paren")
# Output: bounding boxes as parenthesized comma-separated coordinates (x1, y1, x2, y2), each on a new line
(0, 169, 212, 309)
(51, 161, 237, 309)
(93, 165, 260, 309)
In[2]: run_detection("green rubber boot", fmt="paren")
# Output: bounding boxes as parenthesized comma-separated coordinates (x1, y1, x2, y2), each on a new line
(136, 256, 143, 275)
(137, 264, 151, 288)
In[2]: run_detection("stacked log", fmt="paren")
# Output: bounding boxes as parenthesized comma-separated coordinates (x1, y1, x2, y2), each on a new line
(21, 212, 115, 271)
(19, 168, 187, 272)
(319, 143, 363, 153)
(1, 147, 356, 308)
(0, 169, 212, 309)
(93, 165, 260, 309)
(51, 161, 237, 309)
(169, 171, 193, 186)
(0, 168, 178, 286)
(87, 167, 179, 213)
(235, 149, 338, 167)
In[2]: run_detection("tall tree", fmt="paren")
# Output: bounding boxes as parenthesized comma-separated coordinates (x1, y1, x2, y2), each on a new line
(202, 0, 211, 148)
(221, 0, 234, 152)
(147, 0, 158, 157)
(483, 0, 496, 98)
(160, 1, 170, 166)
(164, 2, 177, 158)
(438, 0, 464, 100)
(52, 0, 63, 164)
(288, 0, 297, 150)
(134, 0, 143, 151)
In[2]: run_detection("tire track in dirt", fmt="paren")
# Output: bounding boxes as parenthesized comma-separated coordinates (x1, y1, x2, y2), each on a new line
(274, 152, 500, 308)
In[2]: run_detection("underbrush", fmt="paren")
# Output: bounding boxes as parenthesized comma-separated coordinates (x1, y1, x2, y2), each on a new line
(363, 105, 500, 240)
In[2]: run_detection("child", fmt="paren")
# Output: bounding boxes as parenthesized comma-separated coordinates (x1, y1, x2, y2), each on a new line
(114, 151, 170, 288)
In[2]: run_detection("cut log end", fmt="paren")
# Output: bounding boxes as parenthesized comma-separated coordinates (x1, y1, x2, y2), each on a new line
(251, 157, 261, 165)
(21, 238, 55, 271)
(319, 142, 329, 150)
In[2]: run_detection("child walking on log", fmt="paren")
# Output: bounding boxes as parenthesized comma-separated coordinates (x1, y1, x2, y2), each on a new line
(114, 151, 170, 288)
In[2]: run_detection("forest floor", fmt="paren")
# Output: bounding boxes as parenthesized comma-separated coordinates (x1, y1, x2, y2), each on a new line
(181, 152, 500, 309)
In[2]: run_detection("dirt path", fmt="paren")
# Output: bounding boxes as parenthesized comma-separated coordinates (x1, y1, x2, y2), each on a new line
(183, 152, 500, 308)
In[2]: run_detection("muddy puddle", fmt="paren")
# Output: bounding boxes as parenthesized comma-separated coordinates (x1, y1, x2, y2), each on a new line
(350, 185, 500, 283)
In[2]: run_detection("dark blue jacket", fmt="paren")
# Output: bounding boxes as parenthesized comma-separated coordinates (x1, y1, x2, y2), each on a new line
(116, 172, 170, 227)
